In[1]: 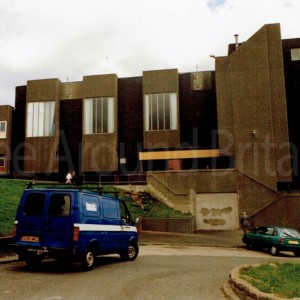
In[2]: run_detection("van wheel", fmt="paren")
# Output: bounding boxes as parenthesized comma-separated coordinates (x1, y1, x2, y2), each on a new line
(121, 243, 139, 261)
(81, 250, 95, 271)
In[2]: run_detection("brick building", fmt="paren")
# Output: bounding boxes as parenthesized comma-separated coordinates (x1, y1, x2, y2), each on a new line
(2, 23, 300, 230)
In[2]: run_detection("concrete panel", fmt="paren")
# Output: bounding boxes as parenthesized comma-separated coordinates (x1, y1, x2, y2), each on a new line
(194, 193, 239, 230)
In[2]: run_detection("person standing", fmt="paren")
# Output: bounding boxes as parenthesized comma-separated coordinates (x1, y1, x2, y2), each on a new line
(66, 171, 72, 184)
(240, 211, 249, 234)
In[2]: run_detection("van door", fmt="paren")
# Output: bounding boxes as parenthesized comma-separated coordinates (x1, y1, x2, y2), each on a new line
(17, 191, 47, 246)
(100, 197, 121, 253)
(119, 200, 135, 246)
(43, 192, 74, 249)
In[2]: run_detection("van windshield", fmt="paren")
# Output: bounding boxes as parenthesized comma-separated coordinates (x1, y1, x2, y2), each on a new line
(23, 193, 46, 216)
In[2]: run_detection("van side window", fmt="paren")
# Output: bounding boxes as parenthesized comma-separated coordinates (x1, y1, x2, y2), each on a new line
(102, 199, 119, 219)
(23, 193, 46, 216)
(49, 194, 71, 217)
(83, 195, 100, 217)
(119, 201, 131, 223)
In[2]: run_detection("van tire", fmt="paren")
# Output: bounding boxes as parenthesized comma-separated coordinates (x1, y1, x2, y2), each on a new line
(81, 250, 95, 271)
(121, 242, 139, 261)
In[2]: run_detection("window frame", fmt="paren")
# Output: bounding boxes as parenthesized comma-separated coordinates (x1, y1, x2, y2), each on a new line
(291, 48, 300, 61)
(84, 97, 114, 134)
(144, 92, 177, 131)
(26, 101, 56, 137)
(0, 121, 7, 139)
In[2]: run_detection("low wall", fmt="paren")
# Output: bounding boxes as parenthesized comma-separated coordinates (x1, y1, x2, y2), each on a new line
(141, 217, 195, 233)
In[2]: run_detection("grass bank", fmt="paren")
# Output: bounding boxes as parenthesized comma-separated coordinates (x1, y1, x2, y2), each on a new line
(0, 179, 190, 236)
(240, 262, 300, 298)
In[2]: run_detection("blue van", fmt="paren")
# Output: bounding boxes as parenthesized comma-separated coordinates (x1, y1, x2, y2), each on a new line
(11, 185, 139, 270)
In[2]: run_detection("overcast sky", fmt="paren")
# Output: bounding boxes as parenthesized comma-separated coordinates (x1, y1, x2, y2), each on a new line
(1, 0, 299, 107)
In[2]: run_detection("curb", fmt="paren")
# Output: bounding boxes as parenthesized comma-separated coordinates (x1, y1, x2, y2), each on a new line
(223, 264, 292, 300)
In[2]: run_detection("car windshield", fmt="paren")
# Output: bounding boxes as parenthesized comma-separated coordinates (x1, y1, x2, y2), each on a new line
(280, 228, 300, 238)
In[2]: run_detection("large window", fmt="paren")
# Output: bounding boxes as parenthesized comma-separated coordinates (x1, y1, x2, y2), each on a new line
(144, 92, 177, 131)
(26, 101, 55, 137)
(0, 121, 7, 139)
(291, 48, 300, 61)
(84, 97, 114, 134)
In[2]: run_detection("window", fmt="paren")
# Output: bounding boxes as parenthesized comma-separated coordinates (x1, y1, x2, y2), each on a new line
(102, 198, 118, 219)
(0, 157, 5, 167)
(84, 97, 114, 134)
(48, 194, 71, 217)
(144, 92, 177, 131)
(23, 193, 46, 216)
(119, 201, 131, 223)
(0, 121, 7, 139)
(291, 48, 300, 61)
(83, 195, 100, 217)
(26, 101, 55, 137)
(191, 71, 212, 90)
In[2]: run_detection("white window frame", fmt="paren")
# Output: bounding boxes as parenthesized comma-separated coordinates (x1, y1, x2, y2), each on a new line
(144, 92, 177, 131)
(26, 101, 55, 137)
(0, 121, 7, 139)
(291, 48, 300, 61)
(84, 97, 114, 134)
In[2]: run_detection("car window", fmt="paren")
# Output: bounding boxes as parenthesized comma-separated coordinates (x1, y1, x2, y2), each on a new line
(257, 227, 267, 235)
(23, 193, 46, 216)
(102, 198, 119, 219)
(82, 194, 100, 217)
(119, 201, 131, 223)
(48, 194, 71, 217)
(265, 227, 275, 236)
(281, 228, 300, 238)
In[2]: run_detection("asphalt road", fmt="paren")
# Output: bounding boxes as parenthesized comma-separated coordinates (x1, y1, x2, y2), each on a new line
(1, 245, 299, 300)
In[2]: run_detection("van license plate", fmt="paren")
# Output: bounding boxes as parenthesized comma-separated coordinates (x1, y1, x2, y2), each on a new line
(21, 236, 39, 242)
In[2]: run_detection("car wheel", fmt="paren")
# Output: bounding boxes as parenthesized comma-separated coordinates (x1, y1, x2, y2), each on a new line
(270, 246, 278, 256)
(120, 243, 139, 261)
(81, 250, 95, 271)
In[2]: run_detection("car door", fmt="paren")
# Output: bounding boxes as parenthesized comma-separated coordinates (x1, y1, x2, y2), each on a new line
(43, 192, 74, 249)
(262, 227, 277, 249)
(119, 200, 135, 246)
(16, 191, 47, 247)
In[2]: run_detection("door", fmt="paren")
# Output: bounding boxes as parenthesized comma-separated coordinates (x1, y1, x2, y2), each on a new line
(43, 192, 74, 248)
(119, 200, 135, 247)
(17, 192, 47, 246)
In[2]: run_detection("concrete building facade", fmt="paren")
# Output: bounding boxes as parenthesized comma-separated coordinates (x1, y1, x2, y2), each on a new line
(2, 23, 300, 230)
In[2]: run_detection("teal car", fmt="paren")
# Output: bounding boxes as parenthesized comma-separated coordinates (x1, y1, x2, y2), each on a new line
(242, 225, 300, 257)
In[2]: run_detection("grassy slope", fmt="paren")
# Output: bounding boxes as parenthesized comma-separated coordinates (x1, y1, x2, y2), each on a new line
(0, 179, 190, 236)
(240, 262, 300, 298)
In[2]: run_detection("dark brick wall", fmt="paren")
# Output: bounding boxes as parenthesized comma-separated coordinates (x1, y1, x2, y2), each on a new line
(11, 86, 26, 173)
(118, 77, 143, 173)
(179, 73, 217, 149)
(59, 99, 82, 178)
(282, 38, 300, 188)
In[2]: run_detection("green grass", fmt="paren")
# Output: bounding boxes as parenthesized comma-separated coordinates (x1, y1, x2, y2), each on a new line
(240, 262, 300, 298)
(0, 179, 190, 236)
